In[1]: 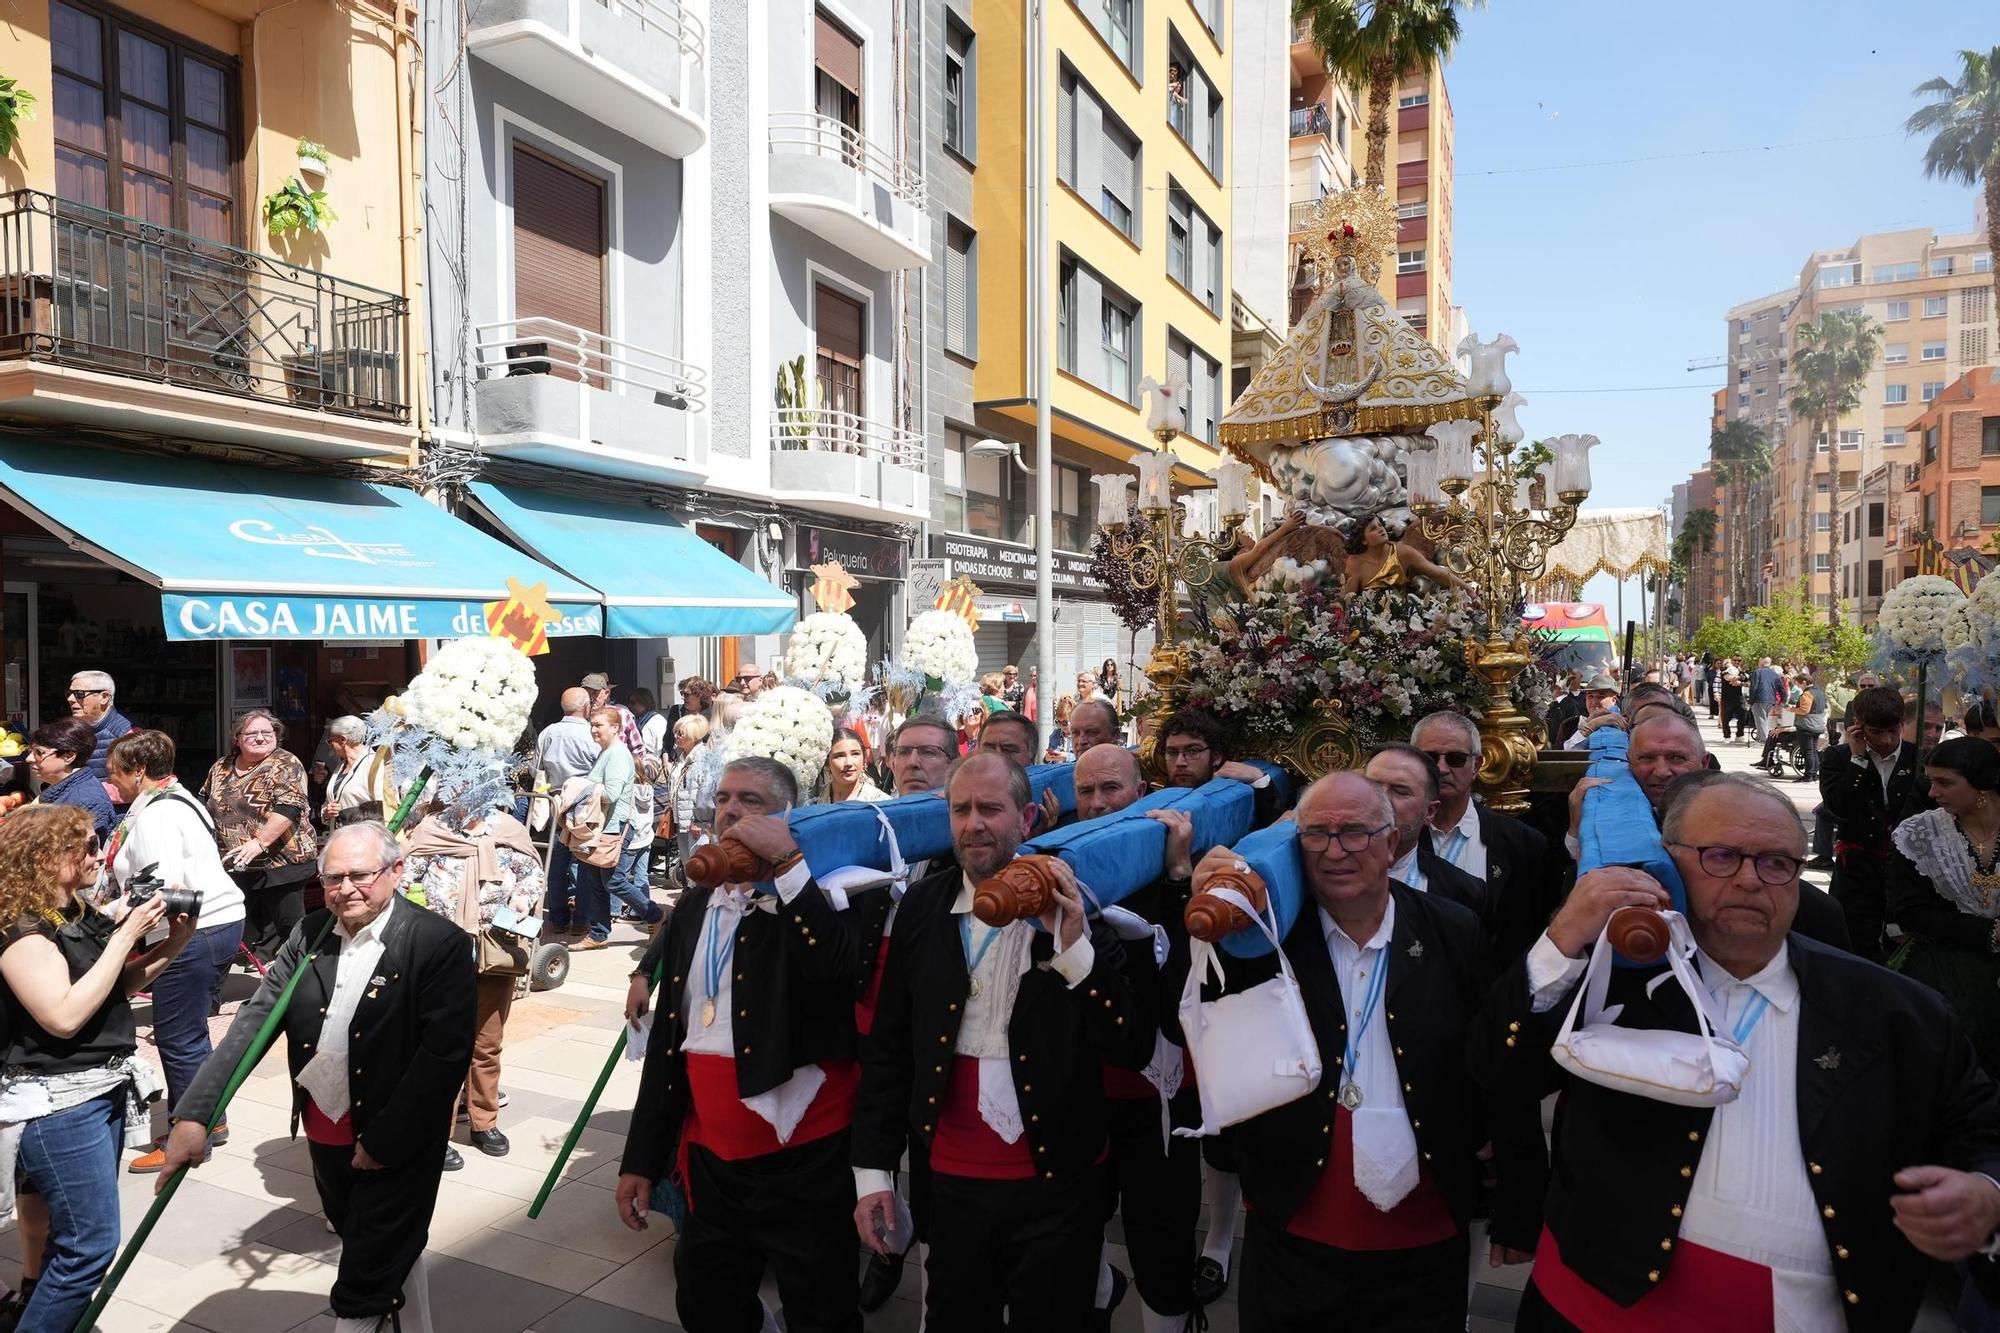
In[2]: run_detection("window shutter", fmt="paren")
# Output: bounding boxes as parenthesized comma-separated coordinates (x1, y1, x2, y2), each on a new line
(945, 226, 969, 353)
(512, 145, 607, 365)
(1101, 127, 1134, 213)
(1057, 74, 1076, 184)
(815, 10, 863, 94)
(1166, 336, 1191, 396)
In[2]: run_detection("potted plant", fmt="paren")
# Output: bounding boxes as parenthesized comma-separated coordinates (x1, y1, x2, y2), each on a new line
(263, 177, 336, 237)
(296, 138, 329, 180)
(0, 76, 38, 156)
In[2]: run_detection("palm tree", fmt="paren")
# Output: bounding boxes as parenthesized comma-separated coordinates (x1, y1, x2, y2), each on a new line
(1709, 418, 1771, 617)
(1677, 507, 1719, 635)
(1790, 309, 1881, 628)
(1292, 0, 1480, 189)
(1907, 46, 2000, 307)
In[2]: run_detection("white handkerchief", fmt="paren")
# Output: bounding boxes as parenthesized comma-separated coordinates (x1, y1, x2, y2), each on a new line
(297, 1051, 350, 1123)
(1143, 1034, 1186, 1102)
(742, 1063, 827, 1144)
(1350, 1106, 1419, 1211)
(976, 1056, 1024, 1143)
(624, 1014, 652, 1062)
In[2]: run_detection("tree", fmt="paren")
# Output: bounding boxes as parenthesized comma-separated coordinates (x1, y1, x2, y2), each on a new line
(1744, 579, 1824, 666)
(1691, 615, 1753, 663)
(1907, 46, 2000, 308)
(1709, 418, 1772, 617)
(1292, 0, 1480, 189)
(1821, 617, 1876, 675)
(1671, 507, 1718, 635)
(1790, 309, 1881, 628)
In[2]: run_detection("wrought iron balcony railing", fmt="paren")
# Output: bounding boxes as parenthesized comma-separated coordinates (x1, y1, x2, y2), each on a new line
(1289, 105, 1331, 141)
(0, 190, 408, 422)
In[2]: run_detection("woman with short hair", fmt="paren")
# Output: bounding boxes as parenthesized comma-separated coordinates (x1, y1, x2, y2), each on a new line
(203, 710, 317, 959)
(667, 713, 711, 874)
(320, 715, 392, 830)
(26, 719, 114, 843)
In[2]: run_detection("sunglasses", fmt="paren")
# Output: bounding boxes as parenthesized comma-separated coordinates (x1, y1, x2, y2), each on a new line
(65, 688, 106, 699)
(1421, 749, 1476, 770)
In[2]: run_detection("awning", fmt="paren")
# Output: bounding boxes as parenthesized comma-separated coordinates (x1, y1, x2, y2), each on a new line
(0, 439, 602, 641)
(466, 482, 796, 639)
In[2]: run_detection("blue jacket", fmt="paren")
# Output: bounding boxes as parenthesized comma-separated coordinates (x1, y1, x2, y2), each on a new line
(1749, 665, 1781, 708)
(86, 708, 133, 782)
(39, 767, 116, 843)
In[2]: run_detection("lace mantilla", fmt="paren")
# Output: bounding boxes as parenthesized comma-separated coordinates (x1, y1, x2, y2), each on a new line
(1893, 808, 2000, 919)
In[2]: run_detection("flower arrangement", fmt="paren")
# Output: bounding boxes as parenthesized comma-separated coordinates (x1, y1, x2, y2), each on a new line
(370, 636, 539, 819)
(1178, 582, 1489, 751)
(1944, 572, 2000, 694)
(785, 611, 870, 703)
(1875, 575, 1966, 667)
(901, 610, 978, 686)
(726, 685, 835, 792)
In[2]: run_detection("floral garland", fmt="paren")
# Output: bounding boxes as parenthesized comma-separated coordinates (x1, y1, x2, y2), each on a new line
(785, 611, 870, 704)
(726, 685, 835, 793)
(1875, 574, 1965, 669)
(1178, 582, 1489, 751)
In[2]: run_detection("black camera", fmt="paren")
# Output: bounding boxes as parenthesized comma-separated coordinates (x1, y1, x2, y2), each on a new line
(126, 863, 201, 919)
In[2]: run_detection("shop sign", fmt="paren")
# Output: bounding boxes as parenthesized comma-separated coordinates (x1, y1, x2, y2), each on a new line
(928, 534, 1103, 596)
(161, 594, 602, 642)
(798, 526, 907, 581)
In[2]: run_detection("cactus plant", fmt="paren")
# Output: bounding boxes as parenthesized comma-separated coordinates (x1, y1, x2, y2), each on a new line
(774, 355, 821, 445)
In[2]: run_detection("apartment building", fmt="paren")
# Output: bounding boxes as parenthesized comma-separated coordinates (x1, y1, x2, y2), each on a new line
(1676, 464, 1723, 632)
(1229, 0, 1287, 423)
(1282, 17, 1362, 325)
(1835, 464, 1891, 622)
(1717, 289, 1795, 614)
(1766, 223, 1995, 609)
(1898, 366, 2000, 584)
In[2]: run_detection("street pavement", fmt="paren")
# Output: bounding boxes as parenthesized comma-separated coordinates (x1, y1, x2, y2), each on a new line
(5, 713, 1958, 1330)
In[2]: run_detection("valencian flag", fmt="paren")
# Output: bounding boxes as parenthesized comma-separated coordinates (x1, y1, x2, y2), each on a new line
(484, 576, 563, 655)
(1916, 534, 1986, 594)
(810, 560, 859, 614)
(935, 574, 983, 632)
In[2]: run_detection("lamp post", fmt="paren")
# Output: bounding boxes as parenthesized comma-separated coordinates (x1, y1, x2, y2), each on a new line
(1411, 404, 1595, 810)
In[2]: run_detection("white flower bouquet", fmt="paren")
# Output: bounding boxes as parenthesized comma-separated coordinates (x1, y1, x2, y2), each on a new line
(1876, 575, 1965, 665)
(726, 685, 835, 792)
(372, 636, 540, 820)
(1945, 571, 2000, 692)
(785, 611, 871, 702)
(900, 610, 979, 688)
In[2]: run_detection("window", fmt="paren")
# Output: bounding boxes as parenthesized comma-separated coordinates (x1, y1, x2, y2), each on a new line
(1885, 342, 1909, 364)
(1814, 552, 1831, 572)
(1869, 504, 1884, 537)
(1886, 300, 1911, 321)
(813, 284, 865, 420)
(1838, 429, 1862, 450)
(1868, 561, 1884, 598)
(964, 447, 1009, 539)
(1872, 262, 1919, 284)
(1397, 248, 1426, 275)
(1167, 34, 1223, 176)
(813, 8, 863, 132)
(1924, 426, 1939, 463)
(1099, 117, 1140, 236)
(944, 219, 977, 359)
(1057, 256, 1077, 370)
(1739, 319, 1752, 334)
(1737, 393, 1749, 410)
(1396, 200, 1427, 220)
(51, 2, 237, 241)
(1335, 102, 1348, 152)
(1885, 383, 1909, 405)
(1815, 512, 1831, 531)
(1983, 488, 2000, 528)
(1102, 290, 1134, 402)
(1060, 67, 1141, 242)
(1816, 261, 1859, 288)
(1922, 340, 1946, 361)
(1738, 367, 1751, 383)
(1398, 91, 1429, 108)
(1753, 387, 1767, 398)
(1167, 189, 1190, 288)
(943, 17, 974, 158)
(1054, 462, 1088, 552)
(1164, 184, 1222, 312)
(1931, 257, 1954, 277)
(1976, 254, 1993, 274)
(1883, 428, 1907, 445)
(1059, 251, 1140, 404)
(1986, 417, 2000, 457)
(1924, 295, 1948, 319)
(1922, 380, 1945, 402)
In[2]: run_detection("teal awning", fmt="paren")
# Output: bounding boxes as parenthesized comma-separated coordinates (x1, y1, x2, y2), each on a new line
(466, 482, 796, 639)
(0, 439, 602, 641)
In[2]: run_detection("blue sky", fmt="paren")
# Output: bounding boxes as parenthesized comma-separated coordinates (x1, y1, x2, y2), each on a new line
(1444, 1, 1992, 622)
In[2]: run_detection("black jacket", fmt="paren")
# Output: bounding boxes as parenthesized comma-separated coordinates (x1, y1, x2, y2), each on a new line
(1472, 932, 2000, 1330)
(174, 903, 475, 1169)
(851, 862, 1158, 1182)
(1547, 694, 1588, 749)
(621, 876, 863, 1183)
(1469, 806, 1556, 965)
(1820, 741, 1929, 850)
(1216, 882, 1544, 1249)
(1415, 828, 1498, 945)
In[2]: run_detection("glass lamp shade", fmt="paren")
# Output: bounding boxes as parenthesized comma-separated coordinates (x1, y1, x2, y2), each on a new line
(1093, 473, 1135, 526)
(1404, 445, 1444, 508)
(1547, 434, 1598, 497)
(1136, 449, 1176, 511)
(1426, 420, 1481, 486)
(1212, 460, 1251, 519)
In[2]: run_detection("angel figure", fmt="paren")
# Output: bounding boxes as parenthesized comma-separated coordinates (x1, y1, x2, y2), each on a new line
(1342, 514, 1465, 594)
(1229, 509, 1348, 596)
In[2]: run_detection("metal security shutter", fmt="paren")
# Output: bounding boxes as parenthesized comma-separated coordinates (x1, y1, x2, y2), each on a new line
(945, 222, 971, 355)
(1057, 72, 1076, 184)
(974, 623, 1013, 675)
(1166, 334, 1191, 397)
(815, 9, 862, 93)
(512, 144, 606, 363)
(1101, 123, 1136, 220)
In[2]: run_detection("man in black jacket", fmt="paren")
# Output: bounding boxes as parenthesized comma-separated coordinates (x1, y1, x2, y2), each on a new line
(614, 757, 865, 1333)
(852, 752, 1157, 1331)
(1820, 685, 1930, 962)
(1188, 772, 1535, 1331)
(163, 821, 475, 1333)
(1477, 772, 2000, 1331)
(1365, 743, 1495, 937)
(1411, 711, 1554, 964)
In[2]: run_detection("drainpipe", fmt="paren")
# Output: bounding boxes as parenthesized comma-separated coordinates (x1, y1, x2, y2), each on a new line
(1029, 0, 1053, 748)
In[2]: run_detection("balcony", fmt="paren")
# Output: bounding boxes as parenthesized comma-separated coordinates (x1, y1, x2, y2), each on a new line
(768, 113, 929, 270)
(467, 0, 707, 157)
(0, 191, 409, 460)
(1288, 105, 1332, 144)
(1289, 20, 1322, 79)
(1288, 198, 1319, 233)
(767, 407, 929, 522)
(472, 316, 708, 483)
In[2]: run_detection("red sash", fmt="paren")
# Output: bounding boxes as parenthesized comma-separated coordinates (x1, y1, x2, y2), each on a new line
(1281, 1108, 1456, 1251)
(682, 1054, 857, 1162)
(929, 1056, 1037, 1180)
(1531, 1225, 1776, 1333)
(302, 1098, 354, 1147)
(855, 933, 893, 1036)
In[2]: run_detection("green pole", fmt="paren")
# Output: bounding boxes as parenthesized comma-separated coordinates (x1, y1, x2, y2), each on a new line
(528, 959, 663, 1219)
(75, 766, 434, 1332)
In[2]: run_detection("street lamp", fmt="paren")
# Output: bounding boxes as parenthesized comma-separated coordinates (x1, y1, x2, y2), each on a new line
(970, 437, 1033, 473)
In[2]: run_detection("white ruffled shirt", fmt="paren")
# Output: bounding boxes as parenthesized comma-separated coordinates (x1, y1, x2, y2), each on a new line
(297, 896, 396, 1123)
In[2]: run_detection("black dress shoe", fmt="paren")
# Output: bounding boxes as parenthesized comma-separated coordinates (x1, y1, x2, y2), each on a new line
(1092, 1267, 1127, 1331)
(857, 1246, 905, 1312)
(469, 1127, 510, 1157)
(1192, 1255, 1229, 1305)
(442, 1145, 464, 1171)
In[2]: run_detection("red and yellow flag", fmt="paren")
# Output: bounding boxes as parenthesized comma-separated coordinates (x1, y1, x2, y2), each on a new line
(935, 574, 983, 632)
(810, 561, 859, 614)
(483, 577, 561, 656)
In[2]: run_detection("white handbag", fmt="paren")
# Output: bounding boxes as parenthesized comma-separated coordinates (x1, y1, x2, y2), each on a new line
(1175, 887, 1323, 1135)
(1549, 911, 1749, 1108)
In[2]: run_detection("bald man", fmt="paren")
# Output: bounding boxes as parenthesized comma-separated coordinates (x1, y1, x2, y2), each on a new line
(534, 687, 601, 937)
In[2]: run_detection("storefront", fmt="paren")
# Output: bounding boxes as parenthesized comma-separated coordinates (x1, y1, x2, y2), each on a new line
(0, 440, 599, 782)
(794, 523, 909, 668)
(927, 532, 1150, 695)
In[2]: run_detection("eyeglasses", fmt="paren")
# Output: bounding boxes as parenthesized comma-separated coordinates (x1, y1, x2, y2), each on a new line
(1664, 842, 1805, 886)
(239, 731, 276, 741)
(323, 864, 395, 889)
(1298, 822, 1392, 853)
(1163, 744, 1211, 762)
(65, 688, 105, 699)
(892, 745, 951, 763)
(1421, 749, 1476, 770)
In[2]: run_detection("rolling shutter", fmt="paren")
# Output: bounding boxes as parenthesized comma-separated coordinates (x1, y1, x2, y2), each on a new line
(815, 10, 862, 93)
(512, 144, 606, 380)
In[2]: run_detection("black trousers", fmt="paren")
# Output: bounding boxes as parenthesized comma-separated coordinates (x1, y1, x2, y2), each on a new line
(1103, 1094, 1200, 1315)
(674, 1133, 860, 1333)
(308, 1138, 446, 1320)
(1832, 849, 1889, 964)
(1511, 1278, 1582, 1331)
(915, 1163, 1104, 1333)
(1240, 1210, 1469, 1333)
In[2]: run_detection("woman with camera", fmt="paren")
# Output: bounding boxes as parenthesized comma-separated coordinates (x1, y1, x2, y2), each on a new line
(106, 729, 246, 1174)
(202, 710, 317, 960)
(0, 804, 193, 1331)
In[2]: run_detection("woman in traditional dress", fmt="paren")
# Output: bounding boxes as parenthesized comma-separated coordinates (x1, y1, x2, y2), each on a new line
(1887, 736, 2000, 1074)
(822, 727, 889, 803)
(1341, 514, 1465, 594)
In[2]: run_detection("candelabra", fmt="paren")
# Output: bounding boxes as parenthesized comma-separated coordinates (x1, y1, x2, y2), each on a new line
(1409, 396, 1597, 810)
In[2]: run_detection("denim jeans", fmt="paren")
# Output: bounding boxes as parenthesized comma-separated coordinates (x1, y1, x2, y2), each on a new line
(609, 829, 661, 924)
(18, 1091, 124, 1333)
(575, 856, 613, 942)
(151, 918, 245, 1113)
(545, 840, 578, 929)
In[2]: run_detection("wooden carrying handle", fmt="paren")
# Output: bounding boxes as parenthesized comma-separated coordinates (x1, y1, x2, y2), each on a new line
(973, 855, 1062, 927)
(1606, 904, 1671, 963)
(1184, 866, 1270, 942)
(684, 838, 775, 889)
